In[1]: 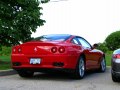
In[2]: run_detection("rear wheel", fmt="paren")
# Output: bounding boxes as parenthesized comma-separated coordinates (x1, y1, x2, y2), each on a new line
(99, 57, 106, 72)
(112, 72, 120, 82)
(17, 70, 34, 77)
(74, 56, 85, 79)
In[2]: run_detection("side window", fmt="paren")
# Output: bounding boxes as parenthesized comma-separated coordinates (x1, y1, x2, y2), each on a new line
(77, 38, 91, 48)
(71, 38, 79, 45)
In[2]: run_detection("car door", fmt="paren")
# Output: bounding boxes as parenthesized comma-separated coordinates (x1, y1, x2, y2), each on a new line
(77, 37, 99, 69)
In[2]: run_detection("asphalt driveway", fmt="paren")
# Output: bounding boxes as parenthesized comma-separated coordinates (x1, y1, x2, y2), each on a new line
(0, 67, 120, 90)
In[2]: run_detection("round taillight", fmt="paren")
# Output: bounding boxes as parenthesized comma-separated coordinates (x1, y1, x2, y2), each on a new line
(58, 47, 65, 53)
(18, 48, 22, 53)
(13, 48, 16, 53)
(51, 47, 57, 53)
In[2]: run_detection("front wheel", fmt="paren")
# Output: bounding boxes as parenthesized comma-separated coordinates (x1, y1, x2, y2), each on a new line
(74, 56, 85, 79)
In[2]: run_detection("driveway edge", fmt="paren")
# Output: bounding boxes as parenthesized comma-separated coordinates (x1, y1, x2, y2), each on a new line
(0, 66, 111, 76)
(0, 69, 17, 76)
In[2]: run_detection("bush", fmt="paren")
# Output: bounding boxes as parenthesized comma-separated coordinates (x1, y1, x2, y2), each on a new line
(105, 30, 120, 50)
(97, 43, 108, 53)
(0, 46, 11, 56)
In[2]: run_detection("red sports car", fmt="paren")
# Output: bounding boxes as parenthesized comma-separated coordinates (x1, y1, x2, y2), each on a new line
(11, 34, 106, 78)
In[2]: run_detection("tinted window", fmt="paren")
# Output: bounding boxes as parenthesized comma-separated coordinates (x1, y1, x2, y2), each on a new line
(34, 34, 71, 41)
(71, 38, 79, 45)
(77, 38, 91, 49)
(113, 49, 120, 54)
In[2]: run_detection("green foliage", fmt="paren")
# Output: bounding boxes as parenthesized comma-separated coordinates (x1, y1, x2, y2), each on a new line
(0, 55, 10, 62)
(0, 46, 11, 56)
(41, 0, 50, 3)
(97, 43, 108, 53)
(0, 0, 49, 47)
(105, 30, 120, 50)
(105, 51, 113, 66)
(0, 64, 11, 70)
(0, 55, 11, 70)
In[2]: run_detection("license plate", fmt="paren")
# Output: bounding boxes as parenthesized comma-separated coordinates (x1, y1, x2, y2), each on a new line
(30, 58, 41, 64)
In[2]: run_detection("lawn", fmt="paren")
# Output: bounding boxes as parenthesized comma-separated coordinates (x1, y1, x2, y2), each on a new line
(0, 55, 11, 70)
(105, 51, 113, 66)
(105, 54, 112, 66)
(0, 52, 113, 70)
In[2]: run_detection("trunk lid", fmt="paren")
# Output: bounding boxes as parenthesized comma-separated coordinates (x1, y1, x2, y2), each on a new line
(19, 41, 64, 55)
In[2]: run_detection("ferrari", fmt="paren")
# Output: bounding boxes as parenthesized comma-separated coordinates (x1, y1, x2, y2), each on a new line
(11, 34, 106, 78)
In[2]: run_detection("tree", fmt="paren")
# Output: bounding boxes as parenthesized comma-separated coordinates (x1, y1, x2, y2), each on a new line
(105, 30, 120, 50)
(97, 43, 108, 53)
(0, 0, 49, 46)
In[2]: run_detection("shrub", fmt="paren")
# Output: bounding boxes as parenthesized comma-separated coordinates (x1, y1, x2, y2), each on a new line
(105, 30, 120, 50)
(97, 43, 108, 53)
(0, 46, 11, 56)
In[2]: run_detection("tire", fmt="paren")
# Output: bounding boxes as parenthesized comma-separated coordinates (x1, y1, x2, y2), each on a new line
(99, 57, 106, 72)
(74, 56, 85, 79)
(17, 70, 34, 77)
(112, 72, 119, 82)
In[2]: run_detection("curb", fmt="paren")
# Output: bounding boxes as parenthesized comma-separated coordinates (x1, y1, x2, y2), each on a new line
(0, 69, 17, 76)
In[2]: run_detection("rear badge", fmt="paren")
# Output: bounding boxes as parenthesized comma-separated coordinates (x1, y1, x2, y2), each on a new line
(34, 47, 37, 52)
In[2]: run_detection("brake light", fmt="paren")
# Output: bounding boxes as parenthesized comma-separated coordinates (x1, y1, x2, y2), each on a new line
(58, 47, 65, 53)
(51, 47, 57, 53)
(113, 54, 120, 58)
(18, 47, 22, 53)
(13, 48, 16, 53)
(12, 47, 22, 53)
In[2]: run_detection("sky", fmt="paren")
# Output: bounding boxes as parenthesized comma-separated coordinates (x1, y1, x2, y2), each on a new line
(32, 0, 120, 45)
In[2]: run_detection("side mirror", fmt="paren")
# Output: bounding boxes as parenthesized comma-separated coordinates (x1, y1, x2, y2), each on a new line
(92, 43, 98, 49)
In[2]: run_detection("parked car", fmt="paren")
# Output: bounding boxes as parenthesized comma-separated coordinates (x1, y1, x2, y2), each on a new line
(111, 49, 120, 82)
(11, 34, 106, 78)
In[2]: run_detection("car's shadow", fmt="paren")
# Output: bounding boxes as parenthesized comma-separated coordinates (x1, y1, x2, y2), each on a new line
(20, 68, 110, 81)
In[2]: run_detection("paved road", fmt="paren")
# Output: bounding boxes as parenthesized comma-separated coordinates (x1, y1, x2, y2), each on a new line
(0, 67, 120, 90)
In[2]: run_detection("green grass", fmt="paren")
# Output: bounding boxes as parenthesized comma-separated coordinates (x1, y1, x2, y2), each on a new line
(0, 55, 11, 70)
(0, 56, 11, 62)
(105, 51, 113, 66)
(106, 54, 112, 66)
(0, 52, 113, 70)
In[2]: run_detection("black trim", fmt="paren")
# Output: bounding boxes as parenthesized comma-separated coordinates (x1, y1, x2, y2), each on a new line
(13, 68, 75, 73)
(112, 70, 120, 77)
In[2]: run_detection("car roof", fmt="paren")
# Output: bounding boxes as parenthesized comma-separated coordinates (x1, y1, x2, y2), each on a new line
(43, 34, 72, 36)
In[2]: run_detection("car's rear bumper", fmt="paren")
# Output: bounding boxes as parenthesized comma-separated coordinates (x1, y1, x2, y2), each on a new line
(13, 67, 75, 73)
(111, 69, 120, 77)
(111, 61, 120, 77)
(112, 61, 120, 72)
(11, 54, 78, 70)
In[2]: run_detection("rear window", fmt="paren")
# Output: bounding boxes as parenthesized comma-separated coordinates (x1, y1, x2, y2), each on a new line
(34, 34, 71, 41)
(113, 49, 120, 54)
